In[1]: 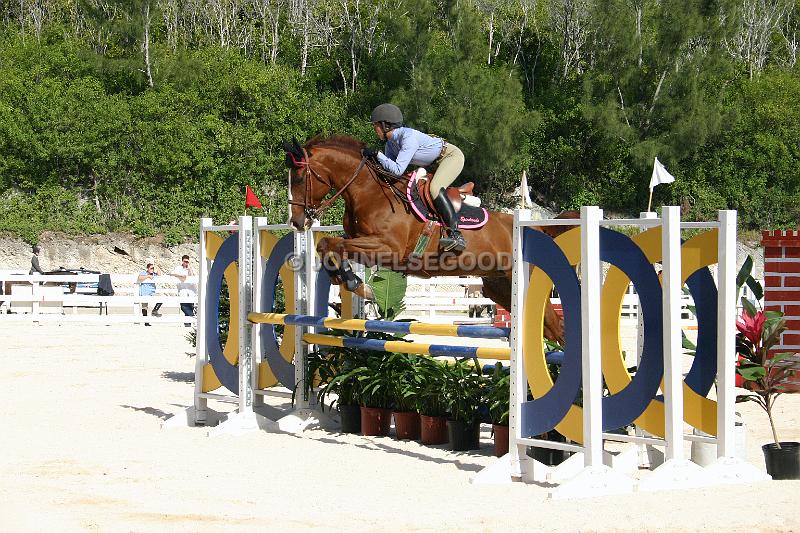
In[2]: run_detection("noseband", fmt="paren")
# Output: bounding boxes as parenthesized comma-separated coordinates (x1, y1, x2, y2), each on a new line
(287, 146, 369, 222)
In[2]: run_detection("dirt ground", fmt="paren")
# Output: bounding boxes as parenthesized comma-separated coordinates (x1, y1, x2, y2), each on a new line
(1, 322, 798, 532)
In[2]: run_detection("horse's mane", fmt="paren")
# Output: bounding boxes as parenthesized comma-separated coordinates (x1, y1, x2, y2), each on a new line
(305, 135, 365, 155)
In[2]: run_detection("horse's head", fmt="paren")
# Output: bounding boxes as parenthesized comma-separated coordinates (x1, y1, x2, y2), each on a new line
(282, 136, 367, 230)
(283, 138, 333, 230)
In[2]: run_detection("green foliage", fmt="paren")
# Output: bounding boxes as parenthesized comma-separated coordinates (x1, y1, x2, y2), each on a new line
(487, 363, 510, 425)
(387, 353, 425, 412)
(365, 268, 407, 321)
(441, 358, 487, 423)
(349, 352, 395, 409)
(0, 2, 799, 242)
(415, 356, 450, 417)
(735, 307, 799, 445)
(393, 1, 529, 179)
(316, 343, 371, 409)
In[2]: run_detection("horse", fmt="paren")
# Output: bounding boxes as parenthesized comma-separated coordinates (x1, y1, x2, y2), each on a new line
(283, 135, 576, 344)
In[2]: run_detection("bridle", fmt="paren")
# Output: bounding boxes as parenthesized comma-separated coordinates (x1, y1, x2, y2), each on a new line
(287, 146, 369, 222)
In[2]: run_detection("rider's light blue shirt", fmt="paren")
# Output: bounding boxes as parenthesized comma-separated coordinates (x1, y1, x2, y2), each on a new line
(377, 127, 444, 176)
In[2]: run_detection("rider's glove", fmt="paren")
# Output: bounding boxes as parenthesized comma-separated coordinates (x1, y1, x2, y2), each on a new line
(361, 147, 378, 158)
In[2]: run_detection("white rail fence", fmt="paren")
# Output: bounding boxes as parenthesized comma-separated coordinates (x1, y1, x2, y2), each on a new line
(0, 271, 197, 324)
(2, 267, 760, 326)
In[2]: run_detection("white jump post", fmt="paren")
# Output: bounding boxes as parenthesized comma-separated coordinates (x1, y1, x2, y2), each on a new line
(252, 217, 266, 413)
(706, 209, 770, 481)
(193, 217, 214, 425)
(639, 206, 708, 489)
(510, 208, 532, 481)
(717, 208, 737, 458)
(551, 206, 634, 499)
(210, 215, 278, 435)
(470, 207, 537, 485)
(269, 223, 339, 432)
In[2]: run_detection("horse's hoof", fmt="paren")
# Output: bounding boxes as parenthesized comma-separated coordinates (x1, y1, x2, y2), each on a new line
(354, 282, 375, 301)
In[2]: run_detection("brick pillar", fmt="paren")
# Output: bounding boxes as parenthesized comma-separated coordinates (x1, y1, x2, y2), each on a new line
(761, 229, 800, 391)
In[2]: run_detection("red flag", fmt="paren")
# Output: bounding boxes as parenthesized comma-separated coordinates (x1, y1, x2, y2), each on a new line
(245, 185, 263, 209)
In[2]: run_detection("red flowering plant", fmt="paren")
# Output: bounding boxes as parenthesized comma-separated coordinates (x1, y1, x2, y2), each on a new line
(735, 258, 799, 448)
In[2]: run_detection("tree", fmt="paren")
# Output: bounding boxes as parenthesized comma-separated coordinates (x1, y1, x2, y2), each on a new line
(80, 0, 160, 88)
(583, 0, 730, 186)
(394, 0, 528, 182)
(723, 0, 793, 78)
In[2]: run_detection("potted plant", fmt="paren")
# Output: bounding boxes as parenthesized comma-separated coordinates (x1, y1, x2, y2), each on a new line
(388, 352, 423, 440)
(487, 363, 510, 457)
(352, 351, 395, 436)
(736, 302, 800, 479)
(416, 357, 450, 445)
(316, 344, 368, 434)
(442, 358, 486, 451)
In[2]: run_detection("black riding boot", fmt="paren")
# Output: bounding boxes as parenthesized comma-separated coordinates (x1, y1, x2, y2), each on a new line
(433, 191, 466, 252)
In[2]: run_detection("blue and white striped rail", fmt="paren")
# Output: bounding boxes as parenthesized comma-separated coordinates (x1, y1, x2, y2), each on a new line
(302, 332, 512, 360)
(247, 312, 511, 339)
(303, 333, 566, 365)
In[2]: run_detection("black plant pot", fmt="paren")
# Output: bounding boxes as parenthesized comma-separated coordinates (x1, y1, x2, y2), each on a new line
(527, 446, 569, 466)
(527, 430, 569, 466)
(338, 404, 361, 434)
(447, 419, 481, 451)
(762, 442, 800, 480)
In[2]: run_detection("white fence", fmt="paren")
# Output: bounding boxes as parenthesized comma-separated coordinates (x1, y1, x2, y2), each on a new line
(403, 277, 495, 317)
(1, 265, 760, 327)
(0, 270, 197, 324)
(403, 275, 710, 322)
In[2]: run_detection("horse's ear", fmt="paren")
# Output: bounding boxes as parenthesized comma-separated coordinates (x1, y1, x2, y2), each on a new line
(292, 138, 304, 155)
(281, 140, 294, 153)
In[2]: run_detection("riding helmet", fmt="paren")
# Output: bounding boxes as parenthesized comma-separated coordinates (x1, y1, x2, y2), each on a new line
(370, 103, 403, 127)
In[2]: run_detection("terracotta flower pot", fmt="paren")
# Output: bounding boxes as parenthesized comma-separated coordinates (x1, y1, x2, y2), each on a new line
(493, 424, 509, 457)
(420, 414, 448, 445)
(360, 406, 392, 436)
(392, 411, 421, 440)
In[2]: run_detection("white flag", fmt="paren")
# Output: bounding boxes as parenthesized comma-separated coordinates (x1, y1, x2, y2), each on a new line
(521, 170, 533, 208)
(649, 157, 675, 190)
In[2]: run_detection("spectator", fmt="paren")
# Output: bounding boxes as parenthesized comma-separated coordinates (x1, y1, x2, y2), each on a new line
(29, 245, 44, 275)
(137, 260, 162, 326)
(171, 254, 197, 327)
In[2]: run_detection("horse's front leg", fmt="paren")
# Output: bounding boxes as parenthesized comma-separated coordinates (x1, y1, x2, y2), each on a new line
(317, 235, 401, 301)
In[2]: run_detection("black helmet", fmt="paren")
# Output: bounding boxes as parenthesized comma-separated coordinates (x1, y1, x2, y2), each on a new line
(370, 103, 403, 127)
(32, 244, 41, 254)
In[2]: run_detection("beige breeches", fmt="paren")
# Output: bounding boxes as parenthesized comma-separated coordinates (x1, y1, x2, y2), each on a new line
(430, 143, 465, 199)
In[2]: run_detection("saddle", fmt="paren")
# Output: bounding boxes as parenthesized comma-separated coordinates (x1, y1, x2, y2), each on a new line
(405, 169, 489, 230)
(417, 174, 475, 213)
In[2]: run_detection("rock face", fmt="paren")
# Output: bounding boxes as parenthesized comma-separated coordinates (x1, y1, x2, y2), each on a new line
(0, 232, 197, 275)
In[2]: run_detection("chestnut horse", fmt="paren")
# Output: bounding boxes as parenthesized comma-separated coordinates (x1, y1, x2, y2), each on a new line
(284, 135, 575, 343)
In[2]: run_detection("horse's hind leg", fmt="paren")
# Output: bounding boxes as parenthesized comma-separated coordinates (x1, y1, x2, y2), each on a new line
(481, 275, 565, 345)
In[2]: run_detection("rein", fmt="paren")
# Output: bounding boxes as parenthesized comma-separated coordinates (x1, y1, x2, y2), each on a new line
(367, 161, 413, 210)
(287, 148, 369, 222)
(288, 143, 416, 221)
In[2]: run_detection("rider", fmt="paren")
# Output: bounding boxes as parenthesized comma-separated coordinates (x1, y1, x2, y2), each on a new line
(363, 103, 466, 252)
